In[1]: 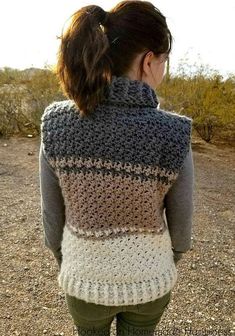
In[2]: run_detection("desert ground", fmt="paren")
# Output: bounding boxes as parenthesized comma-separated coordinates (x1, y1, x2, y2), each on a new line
(0, 133, 234, 335)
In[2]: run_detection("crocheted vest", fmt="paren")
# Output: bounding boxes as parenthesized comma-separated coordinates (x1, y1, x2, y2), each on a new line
(40, 75, 193, 306)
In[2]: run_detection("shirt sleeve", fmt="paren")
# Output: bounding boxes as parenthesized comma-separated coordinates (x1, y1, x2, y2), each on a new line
(38, 143, 65, 267)
(163, 145, 195, 253)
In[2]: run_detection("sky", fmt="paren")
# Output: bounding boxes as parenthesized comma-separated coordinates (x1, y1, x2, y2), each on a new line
(1, 0, 234, 77)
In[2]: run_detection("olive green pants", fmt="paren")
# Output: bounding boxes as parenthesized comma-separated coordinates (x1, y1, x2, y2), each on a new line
(65, 291, 171, 335)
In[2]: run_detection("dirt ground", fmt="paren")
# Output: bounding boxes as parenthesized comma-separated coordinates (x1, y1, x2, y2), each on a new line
(0, 133, 234, 336)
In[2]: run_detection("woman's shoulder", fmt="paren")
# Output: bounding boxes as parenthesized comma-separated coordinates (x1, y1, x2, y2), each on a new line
(41, 100, 76, 121)
(156, 108, 193, 136)
(155, 108, 193, 153)
(157, 107, 193, 124)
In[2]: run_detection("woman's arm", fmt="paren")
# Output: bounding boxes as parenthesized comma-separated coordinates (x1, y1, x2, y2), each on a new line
(164, 145, 195, 260)
(38, 144, 66, 268)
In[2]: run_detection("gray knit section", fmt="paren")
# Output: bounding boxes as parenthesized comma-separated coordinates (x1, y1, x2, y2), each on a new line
(41, 76, 192, 175)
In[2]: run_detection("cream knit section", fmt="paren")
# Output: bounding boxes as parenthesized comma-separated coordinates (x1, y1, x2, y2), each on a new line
(57, 225, 178, 306)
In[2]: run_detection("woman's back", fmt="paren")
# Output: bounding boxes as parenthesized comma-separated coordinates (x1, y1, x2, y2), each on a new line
(40, 74, 193, 306)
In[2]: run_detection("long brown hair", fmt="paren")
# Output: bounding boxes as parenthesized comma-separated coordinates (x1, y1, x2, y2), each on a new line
(56, 0, 172, 118)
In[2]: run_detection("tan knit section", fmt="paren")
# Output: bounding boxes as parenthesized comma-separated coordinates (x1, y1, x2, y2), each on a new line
(49, 157, 178, 239)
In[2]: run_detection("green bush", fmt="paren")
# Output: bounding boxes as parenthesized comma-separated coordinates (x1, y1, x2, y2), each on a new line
(158, 61, 235, 143)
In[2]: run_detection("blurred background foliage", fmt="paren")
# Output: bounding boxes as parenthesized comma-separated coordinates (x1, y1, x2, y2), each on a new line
(0, 61, 234, 145)
(159, 59, 235, 144)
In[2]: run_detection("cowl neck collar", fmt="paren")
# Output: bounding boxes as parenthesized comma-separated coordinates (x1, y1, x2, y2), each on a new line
(102, 75, 159, 109)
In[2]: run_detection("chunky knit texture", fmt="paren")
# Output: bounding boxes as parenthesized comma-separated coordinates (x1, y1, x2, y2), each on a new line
(40, 75, 193, 306)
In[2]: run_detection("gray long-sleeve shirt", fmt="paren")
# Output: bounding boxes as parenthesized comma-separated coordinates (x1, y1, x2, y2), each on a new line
(164, 145, 195, 252)
(39, 143, 194, 265)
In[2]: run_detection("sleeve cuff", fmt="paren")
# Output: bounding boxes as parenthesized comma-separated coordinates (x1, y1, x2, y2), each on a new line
(53, 248, 63, 269)
(173, 250, 184, 263)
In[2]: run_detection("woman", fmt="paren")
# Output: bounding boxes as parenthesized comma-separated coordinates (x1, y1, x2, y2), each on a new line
(39, 1, 194, 335)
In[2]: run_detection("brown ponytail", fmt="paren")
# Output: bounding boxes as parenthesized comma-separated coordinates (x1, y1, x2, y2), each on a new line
(56, 1, 172, 118)
(56, 5, 113, 118)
